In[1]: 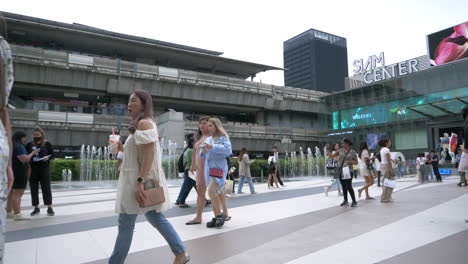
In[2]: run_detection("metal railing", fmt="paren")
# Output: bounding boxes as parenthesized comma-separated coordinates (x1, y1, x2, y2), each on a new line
(11, 44, 326, 102)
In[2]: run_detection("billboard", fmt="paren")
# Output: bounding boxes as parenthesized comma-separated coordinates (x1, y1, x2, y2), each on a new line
(427, 22, 468, 66)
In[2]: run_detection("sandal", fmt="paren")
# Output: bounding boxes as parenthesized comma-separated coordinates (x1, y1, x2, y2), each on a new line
(186, 220, 201, 225)
(179, 204, 191, 208)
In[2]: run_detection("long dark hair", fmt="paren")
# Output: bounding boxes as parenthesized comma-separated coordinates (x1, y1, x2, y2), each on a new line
(195, 116, 210, 141)
(239, 147, 248, 159)
(379, 138, 390, 148)
(359, 141, 369, 158)
(128, 90, 154, 134)
(12, 131, 26, 144)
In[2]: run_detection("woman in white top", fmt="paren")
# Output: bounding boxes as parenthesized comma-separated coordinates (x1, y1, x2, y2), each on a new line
(358, 141, 375, 200)
(416, 153, 428, 183)
(0, 35, 14, 262)
(267, 152, 280, 188)
(110, 90, 189, 264)
(379, 139, 395, 203)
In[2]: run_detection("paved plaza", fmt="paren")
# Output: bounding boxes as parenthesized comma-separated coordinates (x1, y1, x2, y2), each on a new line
(4, 175, 468, 264)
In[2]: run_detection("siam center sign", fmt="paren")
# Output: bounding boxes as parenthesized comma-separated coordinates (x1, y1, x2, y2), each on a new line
(351, 52, 427, 84)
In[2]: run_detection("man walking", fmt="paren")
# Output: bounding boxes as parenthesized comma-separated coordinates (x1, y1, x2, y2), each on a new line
(430, 149, 442, 182)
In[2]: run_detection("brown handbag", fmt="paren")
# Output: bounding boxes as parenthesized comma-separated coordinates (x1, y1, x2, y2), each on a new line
(139, 179, 165, 208)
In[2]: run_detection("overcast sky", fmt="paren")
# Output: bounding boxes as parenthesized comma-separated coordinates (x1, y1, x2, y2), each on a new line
(2, 0, 467, 86)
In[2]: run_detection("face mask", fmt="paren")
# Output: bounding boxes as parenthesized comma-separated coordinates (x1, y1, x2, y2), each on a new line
(33, 137, 42, 143)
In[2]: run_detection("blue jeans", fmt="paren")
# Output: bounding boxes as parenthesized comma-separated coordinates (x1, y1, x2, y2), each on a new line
(109, 211, 185, 264)
(176, 170, 196, 204)
(328, 178, 341, 190)
(237, 176, 255, 193)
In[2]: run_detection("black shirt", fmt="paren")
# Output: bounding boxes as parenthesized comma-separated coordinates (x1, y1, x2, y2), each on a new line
(26, 141, 54, 166)
(431, 153, 439, 166)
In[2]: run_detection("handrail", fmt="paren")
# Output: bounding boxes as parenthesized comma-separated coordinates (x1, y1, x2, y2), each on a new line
(11, 44, 326, 102)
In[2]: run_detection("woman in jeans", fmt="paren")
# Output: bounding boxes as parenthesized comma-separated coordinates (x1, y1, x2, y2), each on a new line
(237, 147, 256, 194)
(324, 143, 343, 196)
(110, 90, 189, 264)
(331, 138, 358, 207)
(201, 118, 232, 228)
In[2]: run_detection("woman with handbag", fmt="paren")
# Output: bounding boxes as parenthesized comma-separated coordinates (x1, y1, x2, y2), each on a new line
(110, 90, 189, 264)
(331, 138, 358, 207)
(380, 139, 395, 203)
(200, 118, 232, 228)
(357, 141, 375, 200)
(324, 143, 343, 196)
(237, 147, 256, 194)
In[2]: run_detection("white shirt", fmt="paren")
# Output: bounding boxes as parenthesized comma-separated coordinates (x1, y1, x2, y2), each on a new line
(359, 149, 370, 171)
(380, 147, 391, 164)
(268, 155, 277, 164)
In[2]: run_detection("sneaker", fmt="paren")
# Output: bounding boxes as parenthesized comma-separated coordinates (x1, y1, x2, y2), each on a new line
(47, 207, 55, 216)
(30, 207, 40, 216)
(7, 212, 14, 219)
(14, 214, 31, 221)
(350, 201, 358, 208)
(340, 201, 348, 206)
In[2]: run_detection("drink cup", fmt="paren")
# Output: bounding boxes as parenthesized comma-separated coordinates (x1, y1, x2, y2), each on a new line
(109, 134, 121, 154)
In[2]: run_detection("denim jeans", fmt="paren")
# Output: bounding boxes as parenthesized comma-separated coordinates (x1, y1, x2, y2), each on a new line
(328, 178, 341, 190)
(109, 211, 185, 264)
(176, 170, 196, 204)
(237, 176, 255, 193)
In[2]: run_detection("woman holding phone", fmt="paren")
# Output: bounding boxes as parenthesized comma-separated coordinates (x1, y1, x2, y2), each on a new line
(201, 118, 232, 228)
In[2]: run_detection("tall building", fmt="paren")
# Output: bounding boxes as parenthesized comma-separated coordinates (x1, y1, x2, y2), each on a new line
(283, 29, 348, 92)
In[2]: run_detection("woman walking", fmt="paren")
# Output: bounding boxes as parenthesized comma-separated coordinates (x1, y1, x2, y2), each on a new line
(380, 139, 395, 203)
(267, 151, 280, 189)
(324, 143, 343, 196)
(331, 138, 358, 207)
(6, 132, 39, 220)
(186, 117, 210, 225)
(416, 153, 428, 183)
(110, 90, 189, 264)
(26, 127, 55, 216)
(201, 118, 232, 228)
(358, 141, 375, 200)
(0, 33, 14, 263)
(175, 136, 195, 208)
(237, 147, 256, 194)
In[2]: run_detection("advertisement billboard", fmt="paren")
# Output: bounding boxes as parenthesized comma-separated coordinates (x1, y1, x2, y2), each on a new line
(427, 22, 468, 66)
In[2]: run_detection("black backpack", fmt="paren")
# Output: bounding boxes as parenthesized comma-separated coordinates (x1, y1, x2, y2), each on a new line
(177, 148, 188, 173)
(268, 159, 276, 170)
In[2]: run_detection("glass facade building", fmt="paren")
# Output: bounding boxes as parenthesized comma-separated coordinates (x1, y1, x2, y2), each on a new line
(284, 29, 348, 92)
(320, 58, 468, 159)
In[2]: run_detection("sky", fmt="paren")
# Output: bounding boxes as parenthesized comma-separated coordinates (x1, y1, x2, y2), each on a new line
(2, 0, 467, 86)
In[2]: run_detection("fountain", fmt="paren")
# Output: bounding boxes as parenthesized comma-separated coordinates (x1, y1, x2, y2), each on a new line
(79, 144, 117, 183)
(315, 146, 321, 177)
(284, 152, 288, 179)
(299, 147, 305, 177)
(307, 147, 313, 177)
(291, 151, 296, 178)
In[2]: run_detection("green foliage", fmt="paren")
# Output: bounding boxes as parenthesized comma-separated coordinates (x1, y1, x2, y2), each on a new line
(50, 159, 117, 181)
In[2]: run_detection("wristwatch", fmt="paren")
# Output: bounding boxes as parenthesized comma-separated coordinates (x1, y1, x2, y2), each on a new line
(137, 177, 145, 183)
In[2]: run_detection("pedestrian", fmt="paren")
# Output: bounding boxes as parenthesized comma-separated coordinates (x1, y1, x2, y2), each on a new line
(186, 117, 211, 225)
(267, 151, 280, 188)
(430, 149, 442, 182)
(374, 150, 382, 187)
(357, 141, 375, 200)
(380, 139, 396, 203)
(175, 135, 196, 208)
(0, 33, 14, 263)
(269, 146, 284, 187)
(324, 143, 343, 196)
(425, 152, 434, 181)
(416, 153, 428, 183)
(395, 157, 404, 178)
(201, 118, 232, 228)
(237, 147, 256, 194)
(110, 90, 189, 264)
(457, 106, 468, 187)
(6, 131, 39, 220)
(226, 157, 236, 193)
(331, 138, 358, 207)
(456, 147, 466, 186)
(26, 126, 55, 216)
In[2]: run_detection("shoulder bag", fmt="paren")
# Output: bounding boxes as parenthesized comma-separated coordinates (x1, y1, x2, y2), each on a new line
(139, 178, 165, 208)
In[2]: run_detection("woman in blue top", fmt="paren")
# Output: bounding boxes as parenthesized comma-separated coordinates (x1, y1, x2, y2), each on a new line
(200, 117, 232, 228)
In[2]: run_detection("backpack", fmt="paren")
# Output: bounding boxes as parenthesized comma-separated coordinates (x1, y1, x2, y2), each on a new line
(268, 159, 276, 171)
(177, 147, 188, 173)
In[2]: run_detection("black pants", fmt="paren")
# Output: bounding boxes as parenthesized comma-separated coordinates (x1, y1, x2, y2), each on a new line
(176, 170, 197, 204)
(30, 165, 53, 206)
(432, 164, 442, 181)
(340, 178, 356, 202)
(377, 171, 382, 186)
(270, 172, 284, 186)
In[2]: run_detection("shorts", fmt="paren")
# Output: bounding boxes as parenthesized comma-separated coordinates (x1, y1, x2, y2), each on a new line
(12, 163, 28, 189)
